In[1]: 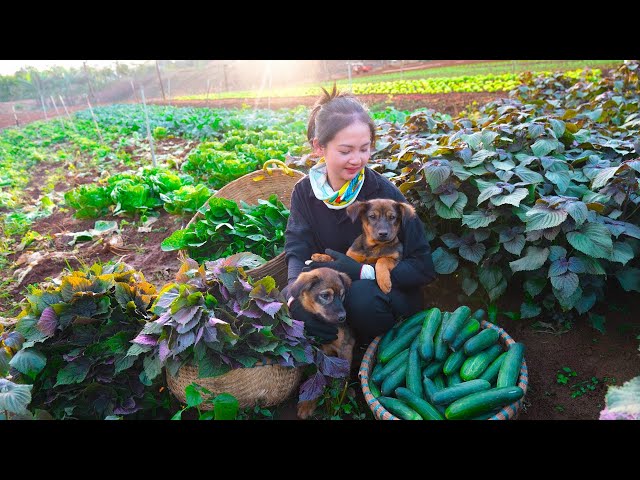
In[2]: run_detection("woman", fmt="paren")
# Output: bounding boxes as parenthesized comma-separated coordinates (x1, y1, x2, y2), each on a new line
(284, 86, 436, 345)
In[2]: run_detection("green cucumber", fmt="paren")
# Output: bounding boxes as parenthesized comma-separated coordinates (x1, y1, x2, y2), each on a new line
(479, 351, 508, 385)
(446, 370, 463, 387)
(422, 360, 444, 379)
(380, 362, 408, 396)
(460, 343, 504, 381)
(394, 309, 429, 337)
(378, 325, 422, 363)
(450, 317, 481, 352)
(371, 349, 410, 384)
(423, 375, 447, 415)
(368, 379, 381, 398)
(431, 378, 491, 405)
(496, 342, 525, 388)
(432, 374, 446, 391)
(406, 338, 424, 399)
(443, 349, 467, 376)
(442, 305, 472, 344)
(371, 362, 384, 382)
(472, 308, 486, 321)
(376, 327, 397, 360)
(445, 386, 524, 420)
(434, 312, 451, 361)
(463, 327, 499, 356)
(471, 409, 501, 420)
(377, 396, 422, 420)
(417, 307, 442, 362)
(395, 387, 444, 420)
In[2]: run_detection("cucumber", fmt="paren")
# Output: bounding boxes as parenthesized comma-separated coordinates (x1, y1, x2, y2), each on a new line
(417, 308, 442, 362)
(434, 312, 451, 361)
(472, 308, 486, 321)
(371, 362, 384, 382)
(406, 338, 424, 399)
(445, 386, 524, 420)
(432, 374, 446, 391)
(450, 318, 480, 352)
(442, 305, 472, 344)
(378, 325, 422, 363)
(376, 327, 397, 360)
(422, 360, 444, 379)
(463, 327, 499, 356)
(460, 343, 504, 381)
(377, 396, 422, 420)
(371, 349, 410, 384)
(443, 349, 467, 376)
(368, 379, 381, 398)
(479, 351, 508, 385)
(394, 309, 429, 337)
(423, 375, 447, 415)
(471, 409, 501, 420)
(380, 362, 408, 396)
(496, 342, 525, 388)
(431, 378, 491, 405)
(446, 370, 463, 387)
(395, 387, 444, 420)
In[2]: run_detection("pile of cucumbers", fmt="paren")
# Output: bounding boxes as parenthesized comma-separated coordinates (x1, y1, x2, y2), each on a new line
(367, 306, 525, 420)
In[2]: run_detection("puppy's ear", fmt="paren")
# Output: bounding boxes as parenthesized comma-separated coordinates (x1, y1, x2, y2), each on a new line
(398, 201, 416, 226)
(346, 200, 367, 223)
(289, 271, 319, 299)
(337, 272, 352, 291)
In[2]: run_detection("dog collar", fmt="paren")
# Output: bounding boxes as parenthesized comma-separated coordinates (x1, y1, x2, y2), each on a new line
(287, 296, 295, 308)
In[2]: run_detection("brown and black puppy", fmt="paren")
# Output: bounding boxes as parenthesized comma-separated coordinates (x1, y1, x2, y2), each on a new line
(311, 199, 416, 294)
(289, 267, 354, 419)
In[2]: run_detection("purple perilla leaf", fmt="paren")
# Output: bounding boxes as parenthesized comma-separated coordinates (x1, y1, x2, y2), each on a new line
(172, 305, 201, 325)
(298, 371, 327, 402)
(281, 319, 305, 340)
(113, 397, 140, 415)
(37, 307, 58, 337)
(158, 339, 170, 363)
(239, 304, 263, 319)
(132, 334, 157, 346)
(255, 299, 283, 317)
(317, 350, 350, 378)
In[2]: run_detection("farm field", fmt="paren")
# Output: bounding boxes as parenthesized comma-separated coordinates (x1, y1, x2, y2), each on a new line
(0, 61, 638, 421)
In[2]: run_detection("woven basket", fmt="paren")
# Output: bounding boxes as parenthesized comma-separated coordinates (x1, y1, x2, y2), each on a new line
(166, 360, 304, 409)
(179, 159, 306, 288)
(359, 319, 529, 420)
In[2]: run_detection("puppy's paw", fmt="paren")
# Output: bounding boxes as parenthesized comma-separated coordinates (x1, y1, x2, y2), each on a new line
(297, 400, 317, 419)
(377, 277, 392, 294)
(311, 253, 334, 263)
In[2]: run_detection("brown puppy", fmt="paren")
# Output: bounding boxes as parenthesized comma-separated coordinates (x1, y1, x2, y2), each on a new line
(289, 267, 354, 419)
(312, 198, 416, 294)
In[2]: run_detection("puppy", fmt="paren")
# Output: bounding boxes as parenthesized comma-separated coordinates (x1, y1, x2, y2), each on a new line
(289, 267, 354, 419)
(312, 198, 416, 294)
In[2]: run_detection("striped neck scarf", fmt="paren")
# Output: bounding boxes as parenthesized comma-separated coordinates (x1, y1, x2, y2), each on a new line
(309, 159, 365, 210)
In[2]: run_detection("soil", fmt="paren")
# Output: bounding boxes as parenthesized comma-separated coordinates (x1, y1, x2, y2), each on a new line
(1, 62, 637, 420)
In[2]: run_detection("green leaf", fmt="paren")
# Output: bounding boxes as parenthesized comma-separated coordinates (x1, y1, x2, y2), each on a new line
(491, 188, 528, 207)
(459, 243, 485, 264)
(9, 348, 46, 380)
(531, 138, 559, 157)
(588, 313, 606, 334)
(520, 301, 542, 319)
(591, 166, 619, 190)
(481, 130, 499, 148)
(575, 291, 596, 315)
(0, 380, 32, 415)
(615, 267, 640, 292)
(424, 161, 451, 191)
(468, 149, 498, 167)
(602, 376, 640, 417)
(185, 384, 204, 408)
(514, 166, 544, 184)
(503, 235, 525, 256)
(432, 247, 459, 275)
(55, 358, 92, 386)
(549, 119, 566, 138)
(509, 246, 549, 273)
(556, 285, 583, 311)
(545, 170, 572, 194)
(477, 185, 504, 205)
(478, 267, 507, 302)
(566, 223, 613, 259)
(609, 241, 635, 265)
(461, 276, 478, 296)
(524, 277, 547, 297)
(93, 220, 118, 233)
(438, 191, 459, 209)
(142, 355, 162, 382)
(550, 271, 579, 298)
(525, 206, 568, 232)
(160, 229, 187, 251)
(434, 192, 467, 219)
(584, 108, 603, 122)
(461, 210, 497, 229)
(213, 393, 239, 420)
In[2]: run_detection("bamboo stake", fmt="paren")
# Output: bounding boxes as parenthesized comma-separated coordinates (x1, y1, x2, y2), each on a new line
(59, 95, 78, 134)
(140, 87, 157, 167)
(50, 95, 65, 130)
(85, 95, 105, 144)
(12, 105, 19, 127)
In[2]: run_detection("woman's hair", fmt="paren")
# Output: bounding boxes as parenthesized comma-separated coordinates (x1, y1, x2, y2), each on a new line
(307, 84, 376, 148)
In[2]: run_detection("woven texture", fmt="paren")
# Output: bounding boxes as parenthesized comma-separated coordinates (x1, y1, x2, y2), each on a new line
(358, 319, 529, 420)
(166, 361, 303, 409)
(181, 160, 306, 289)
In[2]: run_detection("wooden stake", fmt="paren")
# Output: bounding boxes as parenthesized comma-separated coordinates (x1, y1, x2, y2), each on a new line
(155, 60, 166, 102)
(140, 87, 157, 167)
(85, 95, 105, 144)
(59, 95, 78, 134)
(12, 105, 19, 127)
(206, 79, 211, 105)
(50, 95, 65, 130)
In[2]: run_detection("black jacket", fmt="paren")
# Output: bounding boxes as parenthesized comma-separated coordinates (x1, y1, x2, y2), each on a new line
(284, 166, 436, 291)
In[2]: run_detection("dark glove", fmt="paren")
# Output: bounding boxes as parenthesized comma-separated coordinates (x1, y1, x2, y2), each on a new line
(289, 299, 338, 343)
(303, 248, 363, 281)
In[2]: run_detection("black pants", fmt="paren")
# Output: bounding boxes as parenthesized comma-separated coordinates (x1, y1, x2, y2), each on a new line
(345, 279, 423, 345)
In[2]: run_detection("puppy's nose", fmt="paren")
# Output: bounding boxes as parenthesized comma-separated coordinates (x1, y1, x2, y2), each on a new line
(378, 231, 388, 239)
(337, 314, 346, 323)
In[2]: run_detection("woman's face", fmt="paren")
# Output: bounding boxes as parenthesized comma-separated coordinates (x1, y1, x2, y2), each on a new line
(314, 121, 372, 191)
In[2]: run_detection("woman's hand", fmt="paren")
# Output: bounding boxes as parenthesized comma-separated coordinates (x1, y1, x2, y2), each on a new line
(303, 248, 363, 281)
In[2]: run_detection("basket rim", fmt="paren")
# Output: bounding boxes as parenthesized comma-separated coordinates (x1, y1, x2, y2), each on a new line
(358, 318, 529, 420)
